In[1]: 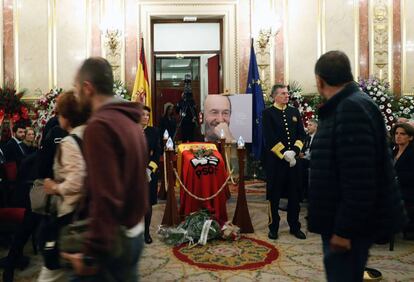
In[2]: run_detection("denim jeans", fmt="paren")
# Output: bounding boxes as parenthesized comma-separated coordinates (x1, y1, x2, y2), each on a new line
(70, 233, 144, 282)
(321, 234, 373, 282)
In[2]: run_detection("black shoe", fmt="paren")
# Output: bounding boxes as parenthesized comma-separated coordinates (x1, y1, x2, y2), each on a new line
(290, 230, 306, 240)
(0, 256, 29, 270)
(2, 268, 14, 282)
(0, 257, 7, 269)
(145, 234, 153, 244)
(403, 232, 414, 240)
(268, 231, 278, 240)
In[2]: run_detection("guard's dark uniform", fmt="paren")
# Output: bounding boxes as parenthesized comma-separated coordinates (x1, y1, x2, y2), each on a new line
(144, 126, 161, 205)
(262, 104, 305, 234)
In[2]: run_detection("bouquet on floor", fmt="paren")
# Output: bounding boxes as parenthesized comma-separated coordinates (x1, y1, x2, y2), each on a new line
(158, 209, 221, 247)
(221, 221, 241, 241)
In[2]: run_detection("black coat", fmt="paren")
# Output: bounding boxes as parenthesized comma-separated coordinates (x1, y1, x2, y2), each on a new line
(159, 116, 177, 141)
(394, 144, 414, 203)
(4, 138, 26, 165)
(144, 126, 161, 205)
(36, 119, 68, 179)
(309, 82, 407, 240)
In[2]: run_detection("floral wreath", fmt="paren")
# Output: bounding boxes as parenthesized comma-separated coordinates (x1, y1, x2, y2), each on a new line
(359, 77, 395, 131)
(190, 147, 214, 158)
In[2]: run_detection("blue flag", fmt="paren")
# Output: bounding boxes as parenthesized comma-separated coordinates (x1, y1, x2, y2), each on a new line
(246, 40, 265, 160)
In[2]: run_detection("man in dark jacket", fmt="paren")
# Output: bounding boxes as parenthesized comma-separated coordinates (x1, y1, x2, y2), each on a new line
(4, 122, 27, 166)
(62, 57, 148, 281)
(309, 50, 406, 282)
(262, 84, 306, 240)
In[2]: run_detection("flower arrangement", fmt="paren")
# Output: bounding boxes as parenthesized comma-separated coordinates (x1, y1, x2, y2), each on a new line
(394, 95, 414, 120)
(0, 84, 30, 126)
(32, 87, 63, 137)
(190, 146, 214, 158)
(113, 80, 131, 100)
(288, 81, 318, 127)
(359, 77, 395, 131)
(0, 84, 30, 141)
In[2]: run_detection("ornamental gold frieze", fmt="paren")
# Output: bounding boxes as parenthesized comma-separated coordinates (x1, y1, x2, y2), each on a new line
(370, 0, 393, 85)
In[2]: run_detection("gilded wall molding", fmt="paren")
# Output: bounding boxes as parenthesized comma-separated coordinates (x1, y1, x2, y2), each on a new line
(253, 0, 274, 96)
(401, 0, 406, 93)
(283, 0, 288, 84)
(0, 0, 4, 86)
(102, 0, 125, 82)
(317, 0, 326, 57)
(354, 0, 360, 79)
(13, 0, 19, 90)
(369, 0, 393, 87)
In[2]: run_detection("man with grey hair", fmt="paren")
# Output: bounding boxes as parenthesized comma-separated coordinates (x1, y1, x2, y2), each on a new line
(262, 84, 306, 241)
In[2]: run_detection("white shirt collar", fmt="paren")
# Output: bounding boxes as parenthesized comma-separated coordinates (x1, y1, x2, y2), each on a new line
(12, 136, 22, 144)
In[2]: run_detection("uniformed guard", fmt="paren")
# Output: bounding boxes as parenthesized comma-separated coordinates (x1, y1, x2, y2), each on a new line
(262, 84, 306, 240)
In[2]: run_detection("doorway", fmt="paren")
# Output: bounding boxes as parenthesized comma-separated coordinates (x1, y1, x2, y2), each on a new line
(151, 20, 223, 136)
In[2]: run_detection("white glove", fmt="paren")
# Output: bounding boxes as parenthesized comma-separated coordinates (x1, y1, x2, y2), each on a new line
(283, 150, 296, 163)
(289, 158, 297, 167)
(146, 168, 152, 182)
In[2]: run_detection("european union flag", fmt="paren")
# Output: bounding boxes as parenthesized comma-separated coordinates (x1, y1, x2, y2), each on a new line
(246, 39, 265, 160)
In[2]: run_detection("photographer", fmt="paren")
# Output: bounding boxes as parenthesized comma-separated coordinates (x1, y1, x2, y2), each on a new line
(176, 75, 197, 142)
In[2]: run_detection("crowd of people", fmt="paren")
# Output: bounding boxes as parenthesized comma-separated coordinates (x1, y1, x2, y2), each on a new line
(0, 51, 412, 282)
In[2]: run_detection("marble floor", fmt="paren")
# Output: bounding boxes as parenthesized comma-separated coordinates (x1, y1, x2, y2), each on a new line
(2, 192, 414, 281)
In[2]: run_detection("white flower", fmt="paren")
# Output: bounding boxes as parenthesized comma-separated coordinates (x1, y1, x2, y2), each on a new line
(387, 103, 391, 107)
(386, 109, 392, 114)
(373, 97, 377, 101)
(374, 88, 378, 92)
(404, 108, 410, 114)
(369, 91, 374, 95)
(380, 97, 386, 102)
(377, 91, 383, 96)
(390, 116, 394, 121)
(386, 125, 391, 131)
(379, 105, 384, 109)
(373, 81, 378, 86)
(367, 86, 372, 90)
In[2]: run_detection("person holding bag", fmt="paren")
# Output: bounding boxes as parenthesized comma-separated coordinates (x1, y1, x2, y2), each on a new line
(37, 91, 90, 282)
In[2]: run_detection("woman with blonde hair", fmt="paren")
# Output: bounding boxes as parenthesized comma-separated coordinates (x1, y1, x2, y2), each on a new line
(37, 90, 90, 281)
(21, 127, 37, 155)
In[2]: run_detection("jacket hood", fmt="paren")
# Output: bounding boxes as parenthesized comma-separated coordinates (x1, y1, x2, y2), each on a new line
(96, 99, 143, 123)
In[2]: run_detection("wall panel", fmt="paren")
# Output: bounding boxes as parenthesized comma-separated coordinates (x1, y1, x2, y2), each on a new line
(55, 0, 88, 89)
(18, 0, 48, 95)
(287, 0, 318, 93)
(403, 0, 414, 94)
(325, 0, 358, 78)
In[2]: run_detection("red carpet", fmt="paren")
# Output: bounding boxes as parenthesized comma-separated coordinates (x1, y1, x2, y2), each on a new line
(173, 236, 279, 271)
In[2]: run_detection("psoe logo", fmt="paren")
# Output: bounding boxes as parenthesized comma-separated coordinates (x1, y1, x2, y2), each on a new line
(191, 156, 220, 178)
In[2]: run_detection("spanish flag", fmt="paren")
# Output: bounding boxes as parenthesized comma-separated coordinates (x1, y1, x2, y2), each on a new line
(132, 37, 152, 125)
